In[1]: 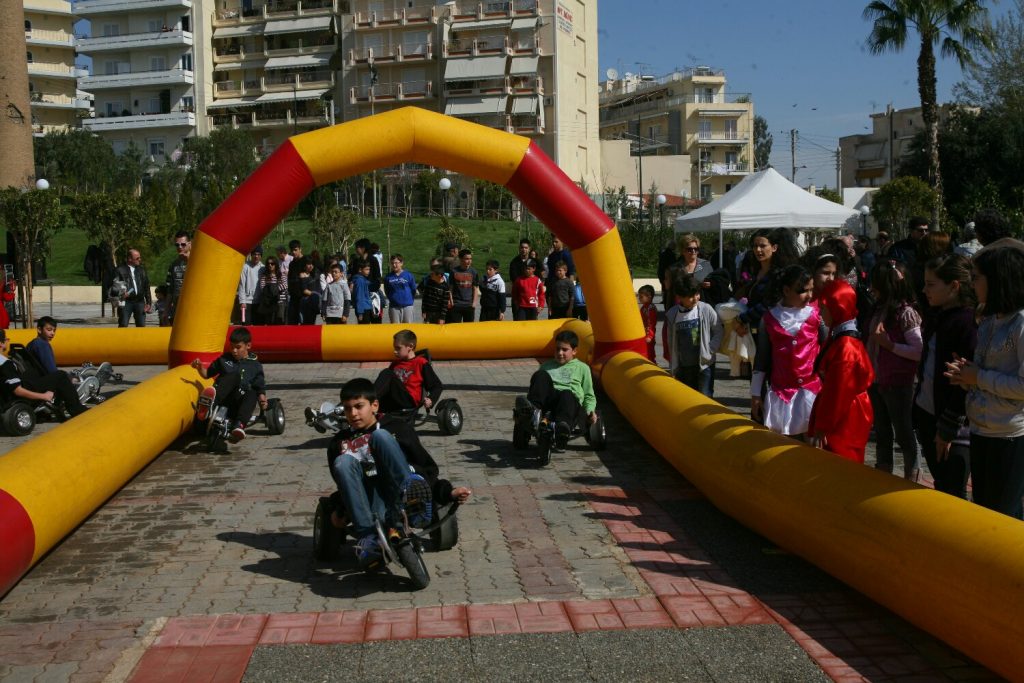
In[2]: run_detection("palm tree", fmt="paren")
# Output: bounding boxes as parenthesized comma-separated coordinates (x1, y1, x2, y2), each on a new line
(864, 0, 993, 227)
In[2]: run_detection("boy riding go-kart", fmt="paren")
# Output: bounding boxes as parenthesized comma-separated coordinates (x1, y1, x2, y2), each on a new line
(313, 378, 470, 590)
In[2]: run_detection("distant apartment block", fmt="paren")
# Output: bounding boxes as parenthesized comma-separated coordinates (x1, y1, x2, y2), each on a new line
(25, 0, 91, 135)
(839, 103, 967, 188)
(599, 67, 755, 202)
(75, 0, 213, 160)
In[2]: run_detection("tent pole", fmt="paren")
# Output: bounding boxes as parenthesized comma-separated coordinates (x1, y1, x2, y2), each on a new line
(719, 225, 724, 269)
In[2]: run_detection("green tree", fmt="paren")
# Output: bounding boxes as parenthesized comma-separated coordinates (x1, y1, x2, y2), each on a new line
(311, 205, 360, 257)
(74, 192, 152, 269)
(435, 215, 470, 254)
(0, 187, 71, 322)
(871, 176, 940, 236)
(864, 0, 994, 226)
(955, 0, 1024, 112)
(753, 115, 772, 171)
(33, 129, 116, 194)
(178, 128, 258, 223)
(818, 187, 844, 204)
(142, 164, 185, 254)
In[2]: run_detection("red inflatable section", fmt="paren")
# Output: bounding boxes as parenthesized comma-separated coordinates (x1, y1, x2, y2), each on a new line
(506, 143, 614, 250)
(198, 141, 316, 255)
(224, 325, 323, 363)
(0, 490, 34, 597)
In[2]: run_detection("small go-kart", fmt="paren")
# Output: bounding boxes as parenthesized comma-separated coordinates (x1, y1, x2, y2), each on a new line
(304, 397, 463, 436)
(312, 490, 460, 590)
(1, 352, 123, 436)
(194, 386, 285, 452)
(511, 395, 607, 467)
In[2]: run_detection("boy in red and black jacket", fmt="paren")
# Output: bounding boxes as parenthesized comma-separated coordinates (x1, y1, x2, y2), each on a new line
(374, 329, 444, 413)
(512, 259, 545, 321)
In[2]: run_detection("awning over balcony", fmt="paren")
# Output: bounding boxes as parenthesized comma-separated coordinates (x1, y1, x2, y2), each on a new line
(214, 62, 244, 72)
(207, 97, 261, 109)
(264, 15, 333, 35)
(509, 55, 537, 75)
(213, 24, 264, 38)
(855, 141, 885, 161)
(444, 55, 507, 80)
(256, 88, 327, 103)
(264, 54, 330, 70)
(511, 94, 538, 114)
(452, 18, 510, 31)
(444, 95, 507, 116)
(511, 17, 539, 30)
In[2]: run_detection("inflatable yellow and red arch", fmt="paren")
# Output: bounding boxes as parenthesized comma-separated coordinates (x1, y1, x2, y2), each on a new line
(1, 108, 1023, 681)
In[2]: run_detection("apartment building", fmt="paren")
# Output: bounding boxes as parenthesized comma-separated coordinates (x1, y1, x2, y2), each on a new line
(598, 68, 754, 202)
(339, 0, 601, 191)
(838, 103, 967, 188)
(207, 0, 339, 155)
(75, 0, 213, 161)
(25, 0, 90, 135)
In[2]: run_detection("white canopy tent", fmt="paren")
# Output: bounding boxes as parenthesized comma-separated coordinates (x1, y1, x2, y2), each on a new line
(674, 168, 860, 266)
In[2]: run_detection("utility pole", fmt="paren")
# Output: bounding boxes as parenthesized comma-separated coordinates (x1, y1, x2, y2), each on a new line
(790, 129, 797, 183)
(636, 110, 643, 221)
(835, 146, 842, 194)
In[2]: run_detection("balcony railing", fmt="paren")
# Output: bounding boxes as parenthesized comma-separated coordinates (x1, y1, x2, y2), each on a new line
(29, 93, 91, 108)
(25, 28, 75, 46)
(214, 38, 334, 62)
(697, 131, 747, 142)
(209, 107, 326, 130)
(450, 0, 539, 21)
(213, 0, 336, 26)
(353, 6, 438, 28)
(262, 70, 333, 90)
(27, 63, 90, 78)
(445, 76, 543, 98)
(444, 36, 536, 58)
(80, 68, 194, 89)
(77, 28, 192, 52)
(349, 80, 433, 103)
(599, 92, 751, 124)
(700, 162, 751, 175)
(348, 41, 434, 65)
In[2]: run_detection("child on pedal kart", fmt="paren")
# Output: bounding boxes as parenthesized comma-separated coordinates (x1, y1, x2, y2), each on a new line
(527, 330, 598, 447)
(373, 329, 443, 414)
(326, 377, 471, 567)
(191, 326, 268, 443)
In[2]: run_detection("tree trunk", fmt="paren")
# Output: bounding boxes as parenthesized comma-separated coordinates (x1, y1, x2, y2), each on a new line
(20, 253, 34, 327)
(917, 35, 943, 228)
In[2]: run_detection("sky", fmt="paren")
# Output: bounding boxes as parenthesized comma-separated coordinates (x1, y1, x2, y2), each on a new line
(597, 0, 1008, 191)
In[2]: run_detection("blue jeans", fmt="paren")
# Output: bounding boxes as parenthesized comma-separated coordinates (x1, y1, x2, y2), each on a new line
(674, 365, 714, 398)
(330, 429, 414, 537)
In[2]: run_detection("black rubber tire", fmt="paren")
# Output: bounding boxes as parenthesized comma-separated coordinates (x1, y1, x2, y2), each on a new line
(537, 428, 553, 467)
(589, 418, 608, 451)
(313, 497, 343, 561)
(3, 402, 35, 436)
(265, 398, 286, 435)
(207, 431, 227, 453)
(397, 540, 430, 590)
(430, 510, 460, 551)
(438, 401, 463, 435)
(512, 421, 530, 450)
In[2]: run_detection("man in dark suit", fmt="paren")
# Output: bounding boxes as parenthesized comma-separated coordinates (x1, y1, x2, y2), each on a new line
(116, 248, 152, 327)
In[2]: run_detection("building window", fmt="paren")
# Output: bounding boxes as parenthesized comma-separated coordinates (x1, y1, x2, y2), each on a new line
(26, 51, 33, 63)
(148, 139, 166, 158)
(24, 20, 31, 31)
(725, 183, 734, 193)
(700, 184, 711, 200)
(698, 119, 711, 139)
(181, 96, 194, 112)
(180, 53, 192, 71)
(102, 23, 119, 37)
(150, 57, 166, 71)
(724, 119, 737, 139)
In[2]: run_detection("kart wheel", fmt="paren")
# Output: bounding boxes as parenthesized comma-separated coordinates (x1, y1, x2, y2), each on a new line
(537, 427, 553, 467)
(76, 376, 100, 404)
(512, 421, 530, 450)
(313, 497, 343, 561)
(265, 398, 286, 435)
(437, 400, 463, 435)
(589, 417, 608, 451)
(397, 540, 430, 590)
(207, 430, 227, 453)
(3, 402, 35, 436)
(429, 510, 460, 551)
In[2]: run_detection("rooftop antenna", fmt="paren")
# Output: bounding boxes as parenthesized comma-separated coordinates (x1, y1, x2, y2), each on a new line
(606, 67, 618, 81)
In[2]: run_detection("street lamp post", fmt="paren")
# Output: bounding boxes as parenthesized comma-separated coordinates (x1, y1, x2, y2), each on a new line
(438, 177, 451, 216)
(859, 205, 871, 237)
(656, 193, 667, 229)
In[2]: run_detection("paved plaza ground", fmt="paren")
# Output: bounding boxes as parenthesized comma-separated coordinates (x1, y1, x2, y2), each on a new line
(0, 305, 1003, 682)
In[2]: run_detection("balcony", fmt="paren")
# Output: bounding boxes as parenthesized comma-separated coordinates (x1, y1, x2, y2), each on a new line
(30, 93, 91, 110)
(349, 80, 433, 104)
(696, 131, 749, 145)
(80, 68, 194, 90)
(445, 77, 511, 98)
(213, 0, 336, 27)
(210, 106, 325, 130)
(24, 1, 72, 16)
(214, 38, 333, 63)
(348, 41, 434, 65)
(27, 63, 90, 80)
(262, 70, 334, 92)
(75, 0, 191, 17)
(83, 110, 196, 132)
(25, 28, 75, 48)
(352, 6, 438, 29)
(77, 29, 193, 53)
(450, 1, 539, 21)
(444, 36, 523, 58)
(699, 162, 751, 176)
(504, 114, 543, 136)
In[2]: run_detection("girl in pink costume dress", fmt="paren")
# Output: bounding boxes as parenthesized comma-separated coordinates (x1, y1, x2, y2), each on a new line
(751, 265, 825, 438)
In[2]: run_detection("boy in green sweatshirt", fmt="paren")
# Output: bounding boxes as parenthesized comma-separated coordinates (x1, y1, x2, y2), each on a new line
(527, 330, 598, 446)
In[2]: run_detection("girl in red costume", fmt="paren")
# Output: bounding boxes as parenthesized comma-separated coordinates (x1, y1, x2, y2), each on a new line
(0, 278, 15, 329)
(809, 279, 874, 462)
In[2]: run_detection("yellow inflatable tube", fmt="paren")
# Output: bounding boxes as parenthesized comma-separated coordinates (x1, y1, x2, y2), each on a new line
(600, 351, 1024, 682)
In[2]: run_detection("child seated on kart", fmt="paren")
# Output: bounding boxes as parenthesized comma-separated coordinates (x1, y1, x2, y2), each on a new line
(527, 330, 598, 446)
(0, 329, 88, 418)
(326, 378, 471, 567)
(373, 329, 443, 414)
(191, 326, 268, 443)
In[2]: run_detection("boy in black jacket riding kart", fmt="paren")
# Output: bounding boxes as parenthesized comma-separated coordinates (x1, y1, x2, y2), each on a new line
(191, 327, 267, 443)
(326, 377, 471, 566)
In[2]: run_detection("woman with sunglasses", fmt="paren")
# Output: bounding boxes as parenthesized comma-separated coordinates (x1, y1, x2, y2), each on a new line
(256, 257, 288, 325)
(663, 233, 712, 308)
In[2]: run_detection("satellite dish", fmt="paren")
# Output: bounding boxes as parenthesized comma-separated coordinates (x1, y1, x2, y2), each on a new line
(606, 67, 618, 81)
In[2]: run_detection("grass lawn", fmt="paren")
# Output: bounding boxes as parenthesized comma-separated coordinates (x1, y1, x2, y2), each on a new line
(16, 214, 656, 285)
